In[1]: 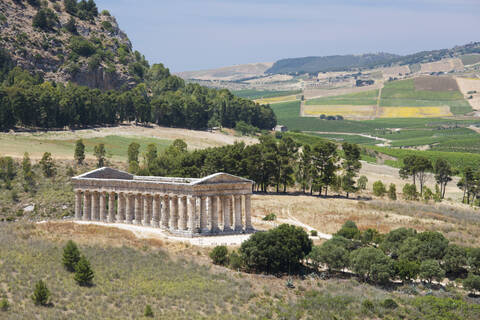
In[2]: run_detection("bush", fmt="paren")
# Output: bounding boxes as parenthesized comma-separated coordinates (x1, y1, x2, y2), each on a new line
(381, 298, 398, 309)
(262, 213, 276, 221)
(388, 183, 397, 200)
(70, 36, 96, 57)
(32, 280, 50, 306)
(464, 273, 480, 294)
(403, 183, 418, 201)
(335, 220, 360, 239)
(228, 251, 243, 270)
(362, 299, 374, 312)
(144, 305, 154, 317)
(310, 230, 318, 237)
(395, 259, 420, 282)
(419, 259, 445, 283)
(308, 241, 349, 272)
(63, 240, 81, 272)
(74, 255, 94, 286)
(373, 180, 387, 197)
(209, 245, 229, 266)
(240, 224, 312, 273)
(443, 244, 467, 275)
(0, 298, 9, 311)
(357, 175, 368, 190)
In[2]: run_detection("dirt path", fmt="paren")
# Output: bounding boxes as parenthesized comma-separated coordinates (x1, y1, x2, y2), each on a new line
(306, 131, 391, 147)
(375, 87, 382, 118)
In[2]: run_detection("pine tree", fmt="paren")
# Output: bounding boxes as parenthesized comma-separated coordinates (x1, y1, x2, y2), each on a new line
(74, 139, 85, 164)
(62, 240, 81, 272)
(74, 255, 94, 286)
(39, 152, 56, 178)
(32, 280, 50, 306)
(93, 143, 106, 168)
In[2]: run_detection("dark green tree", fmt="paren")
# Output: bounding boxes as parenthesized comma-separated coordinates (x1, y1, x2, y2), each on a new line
(62, 240, 81, 272)
(74, 255, 94, 286)
(443, 244, 467, 275)
(39, 152, 56, 178)
(395, 259, 420, 282)
(240, 224, 312, 273)
(380, 227, 417, 259)
(373, 181, 387, 197)
(341, 143, 361, 198)
(350, 247, 394, 284)
(308, 241, 349, 272)
(464, 273, 480, 295)
(311, 141, 338, 196)
(335, 220, 360, 240)
(64, 0, 78, 15)
(209, 246, 229, 266)
(127, 142, 140, 164)
(388, 183, 397, 200)
(74, 139, 85, 165)
(64, 16, 77, 33)
(468, 248, 480, 274)
(22, 152, 35, 192)
(419, 259, 445, 283)
(32, 280, 50, 306)
(93, 143, 106, 167)
(399, 155, 432, 194)
(296, 144, 313, 194)
(434, 159, 453, 200)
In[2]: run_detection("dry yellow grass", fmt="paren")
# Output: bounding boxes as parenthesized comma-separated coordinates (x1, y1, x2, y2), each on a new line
(303, 105, 376, 119)
(254, 95, 298, 104)
(379, 106, 452, 118)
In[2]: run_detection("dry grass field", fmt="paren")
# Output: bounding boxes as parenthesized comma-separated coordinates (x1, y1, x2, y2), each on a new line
(0, 125, 256, 160)
(379, 106, 452, 118)
(420, 58, 464, 74)
(254, 94, 299, 105)
(457, 77, 480, 110)
(414, 76, 460, 92)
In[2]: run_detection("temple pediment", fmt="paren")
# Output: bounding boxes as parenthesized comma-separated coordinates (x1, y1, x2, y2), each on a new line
(193, 173, 253, 185)
(74, 167, 134, 180)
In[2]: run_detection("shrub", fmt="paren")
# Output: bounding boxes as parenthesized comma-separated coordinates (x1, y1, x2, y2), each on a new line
(388, 183, 397, 200)
(74, 255, 94, 286)
(335, 220, 360, 239)
(464, 273, 480, 294)
(0, 298, 9, 311)
(357, 175, 368, 190)
(144, 305, 154, 317)
(310, 230, 318, 237)
(101, 20, 114, 32)
(228, 251, 243, 270)
(381, 298, 398, 309)
(101, 10, 111, 16)
(70, 36, 96, 57)
(240, 224, 312, 273)
(395, 259, 420, 282)
(209, 245, 228, 266)
(403, 183, 418, 201)
(419, 259, 445, 283)
(362, 299, 374, 312)
(443, 244, 467, 275)
(262, 213, 276, 221)
(468, 247, 480, 274)
(373, 180, 386, 197)
(63, 240, 81, 272)
(423, 187, 433, 202)
(32, 280, 50, 306)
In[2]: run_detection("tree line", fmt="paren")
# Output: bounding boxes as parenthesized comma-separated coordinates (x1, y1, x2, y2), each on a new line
(210, 222, 480, 295)
(0, 49, 276, 131)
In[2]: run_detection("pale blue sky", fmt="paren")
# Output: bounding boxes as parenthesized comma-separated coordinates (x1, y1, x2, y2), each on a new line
(96, 0, 480, 72)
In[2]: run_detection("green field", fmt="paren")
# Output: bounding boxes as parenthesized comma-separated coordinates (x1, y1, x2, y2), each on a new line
(305, 90, 379, 106)
(0, 134, 172, 161)
(461, 54, 480, 66)
(309, 133, 379, 145)
(232, 89, 302, 100)
(379, 79, 471, 115)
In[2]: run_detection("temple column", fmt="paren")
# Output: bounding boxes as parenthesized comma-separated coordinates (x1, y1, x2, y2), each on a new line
(161, 195, 170, 229)
(179, 196, 188, 230)
(222, 196, 232, 232)
(92, 191, 100, 221)
(134, 193, 143, 225)
(245, 194, 253, 231)
(199, 196, 208, 233)
(169, 195, 178, 230)
(209, 195, 219, 233)
(83, 190, 91, 221)
(99, 191, 107, 222)
(125, 193, 134, 224)
(187, 196, 197, 233)
(143, 194, 152, 226)
(218, 196, 223, 225)
(108, 192, 116, 223)
(75, 190, 82, 220)
(234, 195, 243, 231)
(117, 193, 126, 223)
(152, 194, 160, 227)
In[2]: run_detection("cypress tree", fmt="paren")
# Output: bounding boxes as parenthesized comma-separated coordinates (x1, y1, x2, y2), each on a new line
(62, 240, 81, 272)
(32, 280, 50, 306)
(74, 139, 85, 164)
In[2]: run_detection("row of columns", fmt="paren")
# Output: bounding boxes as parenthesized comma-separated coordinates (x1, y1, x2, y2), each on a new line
(74, 190, 253, 234)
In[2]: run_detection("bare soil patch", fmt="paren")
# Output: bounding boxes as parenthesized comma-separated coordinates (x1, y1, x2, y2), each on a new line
(414, 76, 459, 92)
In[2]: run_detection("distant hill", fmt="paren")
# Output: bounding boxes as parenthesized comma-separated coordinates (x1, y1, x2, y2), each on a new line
(267, 42, 480, 75)
(176, 62, 273, 81)
(0, 0, 144, 90)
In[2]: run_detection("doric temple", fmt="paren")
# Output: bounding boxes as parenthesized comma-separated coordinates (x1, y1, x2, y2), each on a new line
(71, 167, 254, 236)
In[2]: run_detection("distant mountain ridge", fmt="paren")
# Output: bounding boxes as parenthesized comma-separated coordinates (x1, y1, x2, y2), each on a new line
(267, 42, 480, 75)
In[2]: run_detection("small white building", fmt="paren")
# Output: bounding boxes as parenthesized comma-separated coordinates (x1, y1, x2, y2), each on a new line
(274, 125, 288, 132)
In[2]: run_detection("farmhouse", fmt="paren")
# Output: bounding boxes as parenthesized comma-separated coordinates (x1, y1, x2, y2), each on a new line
(72, 167, 254, 237)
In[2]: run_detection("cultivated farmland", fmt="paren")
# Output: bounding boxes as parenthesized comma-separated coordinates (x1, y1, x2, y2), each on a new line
(379, 106, 452, 118)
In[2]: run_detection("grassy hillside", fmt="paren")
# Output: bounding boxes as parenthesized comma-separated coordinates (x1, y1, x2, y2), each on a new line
(2, 222, 480, 319)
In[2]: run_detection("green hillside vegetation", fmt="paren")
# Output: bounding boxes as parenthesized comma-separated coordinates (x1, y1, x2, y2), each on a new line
(306, 90, 379, 106)
(461, 54, 480, 66)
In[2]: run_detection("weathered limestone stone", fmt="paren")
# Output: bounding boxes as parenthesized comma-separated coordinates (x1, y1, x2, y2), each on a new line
(72, 167, 254, 237)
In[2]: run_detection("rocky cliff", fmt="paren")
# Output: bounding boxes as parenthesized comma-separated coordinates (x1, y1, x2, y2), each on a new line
(0, 0, 144, 90)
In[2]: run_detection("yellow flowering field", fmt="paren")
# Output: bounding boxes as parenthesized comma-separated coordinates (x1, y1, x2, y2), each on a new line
(303, 105, 376, 119)
(255, 95, 299, 104)
(379, 106, 452, 118)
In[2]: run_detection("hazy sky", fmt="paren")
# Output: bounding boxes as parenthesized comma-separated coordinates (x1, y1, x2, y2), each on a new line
(96, 0, 480, 72)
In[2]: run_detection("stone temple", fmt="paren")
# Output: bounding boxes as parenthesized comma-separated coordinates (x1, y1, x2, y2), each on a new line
(72, 167, 254, 237)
